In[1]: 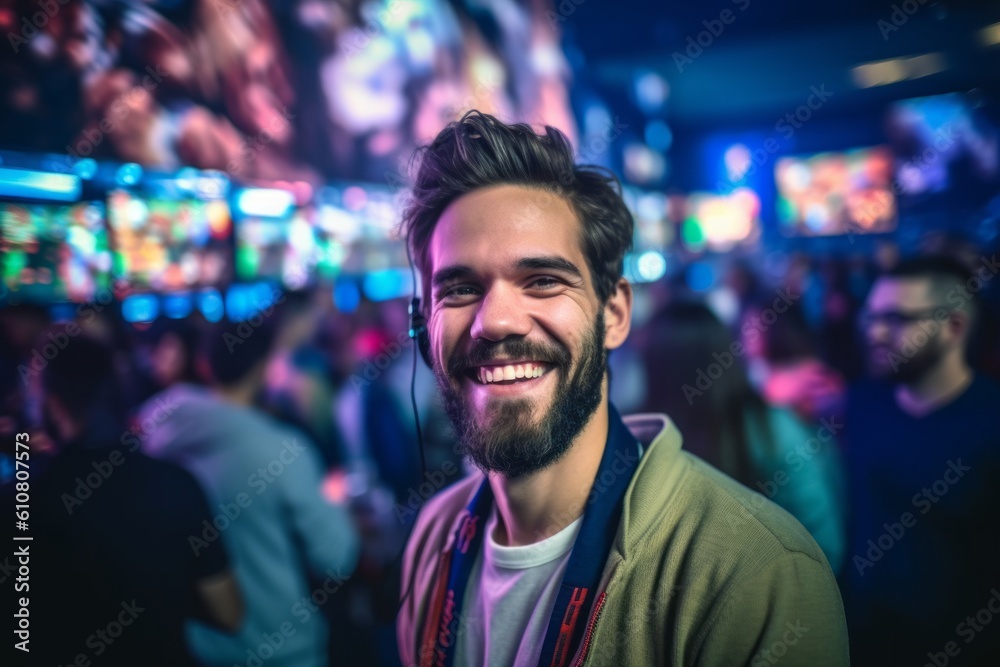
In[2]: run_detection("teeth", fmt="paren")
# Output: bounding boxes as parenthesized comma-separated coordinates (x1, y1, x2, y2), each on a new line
(477, 363, 547, 383)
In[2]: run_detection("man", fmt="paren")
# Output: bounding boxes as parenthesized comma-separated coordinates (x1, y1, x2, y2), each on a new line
(26, 330, 243, 666)
(844, 255, 1000, 665)
(397, 111, 848, 667)
(139, 318, 359, 667)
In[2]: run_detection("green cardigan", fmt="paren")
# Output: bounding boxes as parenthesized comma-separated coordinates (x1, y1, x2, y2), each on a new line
(398, 412, 849, 666)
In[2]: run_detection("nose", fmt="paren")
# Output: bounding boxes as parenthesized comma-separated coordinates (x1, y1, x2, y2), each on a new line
(470, 285, 532, 342)
(865, 319, 891, 346)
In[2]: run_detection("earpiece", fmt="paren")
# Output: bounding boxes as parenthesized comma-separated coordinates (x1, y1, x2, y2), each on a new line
(408, 297, 432, 368)
(399, 239, 429, 614)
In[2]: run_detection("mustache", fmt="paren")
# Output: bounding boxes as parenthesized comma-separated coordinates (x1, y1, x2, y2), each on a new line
(446, 337, 571, 378)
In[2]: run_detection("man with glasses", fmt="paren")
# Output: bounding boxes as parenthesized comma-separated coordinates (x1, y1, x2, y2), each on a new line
(844, 255, 1000, 666)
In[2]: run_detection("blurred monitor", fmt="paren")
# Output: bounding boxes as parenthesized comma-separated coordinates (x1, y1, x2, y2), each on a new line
(107, 189, 233, 293)
(887, 93, 999, 201)
(621, 186, 676, 253)
(0, 201, 111, 303)
(775, 147, 896, 237)
(233, 188, 340, 289)
(682, 188, 762, 252)
(315, 183, 406, 275)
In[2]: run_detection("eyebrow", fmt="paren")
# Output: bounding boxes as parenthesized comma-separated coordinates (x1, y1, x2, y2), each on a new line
(431, 256, 584, 288)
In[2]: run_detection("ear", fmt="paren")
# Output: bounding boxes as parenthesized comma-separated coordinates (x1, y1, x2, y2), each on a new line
(603, 278, 633, 351)
(947, 308, 972, 345)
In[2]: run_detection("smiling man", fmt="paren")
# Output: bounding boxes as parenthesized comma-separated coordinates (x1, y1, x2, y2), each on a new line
(397, 111, 848, 667)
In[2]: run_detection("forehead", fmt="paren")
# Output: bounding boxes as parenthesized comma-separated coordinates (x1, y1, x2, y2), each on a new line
(868, 276, 936, 309)
(427, 185, 584, 271)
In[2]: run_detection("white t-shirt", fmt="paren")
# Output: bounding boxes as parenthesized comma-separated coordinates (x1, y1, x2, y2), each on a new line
(455, 506, 584, 666)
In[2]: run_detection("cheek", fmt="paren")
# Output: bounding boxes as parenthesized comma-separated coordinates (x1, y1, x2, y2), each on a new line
(535, 306, 591, 357)
(430, 310, 469, 365)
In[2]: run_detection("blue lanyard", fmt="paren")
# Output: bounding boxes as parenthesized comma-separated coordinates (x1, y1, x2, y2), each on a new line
(426, 405, 642, 667)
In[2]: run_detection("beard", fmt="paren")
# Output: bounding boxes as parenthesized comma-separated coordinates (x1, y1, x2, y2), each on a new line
(436, 314, 607, 479)
(868, 333, 945, 384)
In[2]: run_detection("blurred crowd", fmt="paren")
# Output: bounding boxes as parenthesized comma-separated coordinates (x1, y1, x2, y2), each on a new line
(2, 229, 1000, 666)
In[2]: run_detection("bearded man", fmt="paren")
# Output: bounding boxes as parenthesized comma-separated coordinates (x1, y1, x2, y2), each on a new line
(397, 111, 849, 667)
(844, 254, 1000, 666)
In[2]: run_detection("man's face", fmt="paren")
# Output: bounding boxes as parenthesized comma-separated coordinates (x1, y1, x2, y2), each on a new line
(863, 277, 948, 383)
(425, 185, 610, 478)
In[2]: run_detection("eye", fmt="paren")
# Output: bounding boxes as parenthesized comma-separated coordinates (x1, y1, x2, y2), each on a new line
(527, 276, 560, 290)
(439, 284, 480, 303)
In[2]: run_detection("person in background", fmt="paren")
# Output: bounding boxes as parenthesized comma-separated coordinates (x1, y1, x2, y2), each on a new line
(134, 316, 208, 403)
(22, 329, 243, 666)
(263, 289, 346, 469)
(843, 255, 1000, 665)
(138, 318, 360, 667)
(640, 301, 845, 573)
(743, 301, 846, 423)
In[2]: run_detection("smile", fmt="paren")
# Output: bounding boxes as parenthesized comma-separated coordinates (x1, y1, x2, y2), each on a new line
(469, 361, 553, 385)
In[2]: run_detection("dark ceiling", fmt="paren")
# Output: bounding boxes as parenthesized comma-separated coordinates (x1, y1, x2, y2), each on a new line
(566, 0, 1000, 126)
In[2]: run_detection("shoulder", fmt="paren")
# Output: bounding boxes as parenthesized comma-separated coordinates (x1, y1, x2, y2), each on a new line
(398, 471, 484, 665)
(669, 451, 832, 570)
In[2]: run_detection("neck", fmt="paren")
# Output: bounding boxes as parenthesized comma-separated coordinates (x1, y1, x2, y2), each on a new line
(489, 390, 610, 547)
(895, 353, 973, 417)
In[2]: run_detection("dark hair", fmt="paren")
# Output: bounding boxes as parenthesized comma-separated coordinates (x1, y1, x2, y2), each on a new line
(884, 254, 974, 292)
(883, 254, 978, 321)
(41, 328, 126, 440)
(759, 302, 815, 364)
(640, 301, 771, 487)
(202, 318, 277, 386)
(400, 110, 634, 304)
(141, 317, 204, 384)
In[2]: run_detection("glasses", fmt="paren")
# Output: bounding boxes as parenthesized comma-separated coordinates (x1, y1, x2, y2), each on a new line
(858, 307, 951, 330)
